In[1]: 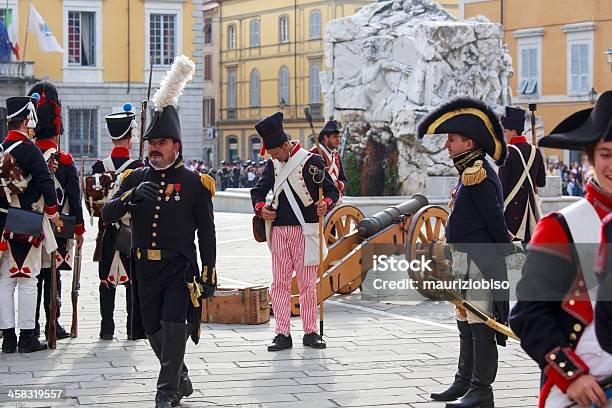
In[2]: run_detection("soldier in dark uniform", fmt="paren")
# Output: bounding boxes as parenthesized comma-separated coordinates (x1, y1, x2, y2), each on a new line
(499, 106, 546, 243)
(251, 112, 339, 352)
(309, 120, 348, 197)
(0, 95, 61, 353)
(25, 81, 85, 342)
(510, 91, 612, 408)
(418, 97, 512, 408)
(102, 55, 216, 408)
(596, 214, 612, 357)
(92, 104, 145, 341)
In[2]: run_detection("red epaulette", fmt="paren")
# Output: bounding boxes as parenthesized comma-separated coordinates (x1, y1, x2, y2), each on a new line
(59, 151, 74, 166)
(528, 212, 572, 261)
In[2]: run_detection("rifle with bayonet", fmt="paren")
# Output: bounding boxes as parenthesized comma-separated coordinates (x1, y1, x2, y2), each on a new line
(70, 157, 85, 338)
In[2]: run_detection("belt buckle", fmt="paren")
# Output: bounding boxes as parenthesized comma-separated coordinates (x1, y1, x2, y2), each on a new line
(148, 249, 162, 261)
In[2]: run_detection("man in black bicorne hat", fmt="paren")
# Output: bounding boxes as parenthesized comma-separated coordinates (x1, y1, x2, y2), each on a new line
(418, 97, 513, 408)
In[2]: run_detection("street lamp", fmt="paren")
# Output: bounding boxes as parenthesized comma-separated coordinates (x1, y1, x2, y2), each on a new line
(606, 48, 612, 72)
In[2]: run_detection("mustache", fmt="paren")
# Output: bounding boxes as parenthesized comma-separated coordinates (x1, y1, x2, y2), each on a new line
(150, 151, 162, 156)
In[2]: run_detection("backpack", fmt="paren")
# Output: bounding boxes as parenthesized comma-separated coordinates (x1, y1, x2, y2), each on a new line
(84, 157, 134, 217)
(0, 141, 30, 200)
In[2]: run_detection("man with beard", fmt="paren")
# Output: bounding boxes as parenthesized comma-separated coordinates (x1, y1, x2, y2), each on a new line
(102, 56, 216, 408)
(310, 120, 348, 198)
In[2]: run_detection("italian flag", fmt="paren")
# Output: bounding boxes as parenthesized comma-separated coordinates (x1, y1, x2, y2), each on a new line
(4, 9, 19, 59)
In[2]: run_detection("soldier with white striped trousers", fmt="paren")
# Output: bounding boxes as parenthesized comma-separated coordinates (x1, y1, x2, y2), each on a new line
(251, 112, 339, 351)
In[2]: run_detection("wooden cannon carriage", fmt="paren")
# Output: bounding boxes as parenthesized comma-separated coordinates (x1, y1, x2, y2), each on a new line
(290, 195, 450, 316)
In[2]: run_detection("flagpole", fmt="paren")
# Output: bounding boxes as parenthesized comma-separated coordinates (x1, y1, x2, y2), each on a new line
(22, 0, 32, 62)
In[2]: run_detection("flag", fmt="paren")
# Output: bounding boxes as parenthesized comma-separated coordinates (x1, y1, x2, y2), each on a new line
(28, 3, 63, 53)
(3, 9, 19, 60)
(0, 18, 12, 62)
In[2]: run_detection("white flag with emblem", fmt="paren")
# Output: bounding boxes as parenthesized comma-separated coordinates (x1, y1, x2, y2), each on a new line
(28, 4, 63, 53)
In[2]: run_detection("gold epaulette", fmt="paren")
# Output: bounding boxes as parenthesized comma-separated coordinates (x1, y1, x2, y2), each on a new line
(200, 173, 216, 197)
(119, 168, 135, 183)
(461, 160, 487, 186)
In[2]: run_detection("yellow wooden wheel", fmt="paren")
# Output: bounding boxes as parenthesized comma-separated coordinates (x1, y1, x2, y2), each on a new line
(405, 205, 450, 299)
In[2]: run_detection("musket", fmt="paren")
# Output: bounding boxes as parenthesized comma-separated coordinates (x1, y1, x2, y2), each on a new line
(304, 106, 326, 338)
(528, 103, 537, 146)
(339, 124, 350, 160)
(70, 157, 85, 338)
(139, 63, 154, 160)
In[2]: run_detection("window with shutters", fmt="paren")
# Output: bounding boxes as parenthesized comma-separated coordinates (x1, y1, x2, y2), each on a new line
(517, 46, 539, 95)
(249, 20, 260, 48)
(68, 108, 98, 157)
(250, 69, 260, 107)
(203, 98, 215, 127)
(228, 25, 236, 49)
(204, 54, 212, 81)
(569, 43, 590, 94)
(204, 17, 212, 44)
(309, 10, 321, 39)
(279, 16, 289, 43)
(279, 66, 289, 105)
(309, 64, 321, 104)
(227, 71, 237, 119)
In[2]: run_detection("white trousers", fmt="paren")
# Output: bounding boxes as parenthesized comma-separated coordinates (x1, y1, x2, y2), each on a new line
(0, 252, 37, 330)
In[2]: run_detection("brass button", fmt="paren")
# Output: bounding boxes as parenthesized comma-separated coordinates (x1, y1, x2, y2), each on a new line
(152, 232, 157, 237)
(153, 223, 157, 228)
(567, 371, 574, 377)
(569, 299, 575, 306)
(161, 173, 166, 178)
(159, 189, 164, 194)
(154, 214, 159, 219)
(578, 280, 585, 287)
(569, 333, 577, 341)
(549, 354, 556, 361)
(156, 206, 160, 210)
(559, 362, 566, 368)
(573, 324, 582, 332)
(152, 242, 157, 247)
(161, 182, 166, 186)
(157, 197, 162, 201)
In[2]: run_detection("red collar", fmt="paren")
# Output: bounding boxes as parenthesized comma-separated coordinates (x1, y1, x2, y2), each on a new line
(35, 139, 58, 152)
(289, 142, 301, 157)
(4, 130, 30, 142)
(111, 147, 130, 158)
(510, 136, 528, 145)
(585, 181, 612, 219)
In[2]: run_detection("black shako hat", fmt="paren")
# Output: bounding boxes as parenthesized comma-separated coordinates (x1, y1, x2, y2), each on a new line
(106, 103, 137, 140)
(319, 120, 342, 142)
(417, 96, 507, 166)
(6, 96, 38, 125)
(143, 55, 195, 143)
(501, 106, 525, 134)
(539, 90, 612, 150)
(255, 111, 289, 156)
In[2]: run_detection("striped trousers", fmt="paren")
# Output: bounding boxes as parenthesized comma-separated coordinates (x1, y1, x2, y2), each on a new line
(270, 225, 318, 336)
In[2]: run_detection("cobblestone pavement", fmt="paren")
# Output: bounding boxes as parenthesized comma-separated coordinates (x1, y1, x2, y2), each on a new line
(0, 212, 540, 408)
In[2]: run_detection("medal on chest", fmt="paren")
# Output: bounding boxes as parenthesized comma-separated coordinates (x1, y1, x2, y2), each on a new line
(163, 183, 182, 202)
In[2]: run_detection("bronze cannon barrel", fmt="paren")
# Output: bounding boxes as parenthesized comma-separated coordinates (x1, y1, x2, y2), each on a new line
(357, 194, 429, 238)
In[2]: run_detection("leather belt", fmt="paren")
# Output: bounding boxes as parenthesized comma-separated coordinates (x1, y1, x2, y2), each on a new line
(135, 248, 180, 261)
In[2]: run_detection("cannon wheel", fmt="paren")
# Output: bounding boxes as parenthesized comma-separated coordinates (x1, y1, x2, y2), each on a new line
(405, 205, 449, 298)
(324, 205, 365, 294)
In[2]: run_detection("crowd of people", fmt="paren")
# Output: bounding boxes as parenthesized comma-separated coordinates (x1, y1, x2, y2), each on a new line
(185, 159, 268, 190)
(546, 159, 592, 196)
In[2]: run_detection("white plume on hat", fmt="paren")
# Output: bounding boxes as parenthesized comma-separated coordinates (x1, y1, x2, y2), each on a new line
(151, 55, 196, 111)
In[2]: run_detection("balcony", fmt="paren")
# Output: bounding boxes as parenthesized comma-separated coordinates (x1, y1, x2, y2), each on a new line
(0, 61, 35, 82)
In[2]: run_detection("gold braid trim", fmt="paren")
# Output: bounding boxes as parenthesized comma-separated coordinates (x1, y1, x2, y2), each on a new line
(200, 173, 216, 197)
(461, 160, 487, 186)
(119, 168, 135, 183)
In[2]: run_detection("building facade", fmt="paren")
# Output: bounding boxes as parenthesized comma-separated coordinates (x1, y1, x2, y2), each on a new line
(1, 0, 205, 161)
(461, 0, 612, 163)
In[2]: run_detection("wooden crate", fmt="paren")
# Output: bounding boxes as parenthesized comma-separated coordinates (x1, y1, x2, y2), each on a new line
(201, 286, 271, 324)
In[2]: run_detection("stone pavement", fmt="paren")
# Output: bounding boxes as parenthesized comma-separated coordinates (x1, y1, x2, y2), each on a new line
(0, 212, 541, 408)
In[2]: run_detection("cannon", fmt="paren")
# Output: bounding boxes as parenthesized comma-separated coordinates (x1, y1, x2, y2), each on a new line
(290, 195, 450, 316)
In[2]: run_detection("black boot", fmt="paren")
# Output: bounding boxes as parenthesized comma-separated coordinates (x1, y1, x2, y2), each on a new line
(18, 329, 48, 353)
(431, 320, 472, 401)
(1, 328, 17, 353)
(147, 329, 192, 407)
(446, 324, 497, 408)
(155, 322, 190, 408)
(267, 334, 292, 351)
(303, 332, 326, 349)
(44, 322, 70, 340)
